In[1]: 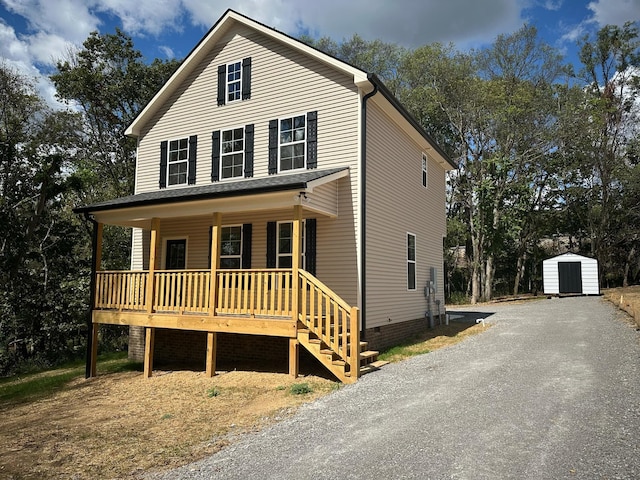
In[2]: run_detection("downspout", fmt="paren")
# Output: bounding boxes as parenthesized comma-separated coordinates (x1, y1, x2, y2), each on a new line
(83, 212, 99, 379)
(360, 79, 378, 339)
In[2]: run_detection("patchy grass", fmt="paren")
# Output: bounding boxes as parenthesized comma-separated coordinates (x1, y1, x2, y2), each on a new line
(603, 286, 640, 328)
(0, 363, 336, 480)
(0, 352, 139, 405)
(379, 321, 490, 363)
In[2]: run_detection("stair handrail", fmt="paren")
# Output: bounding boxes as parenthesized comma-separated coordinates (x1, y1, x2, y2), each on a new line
(298, 269, 360, 379)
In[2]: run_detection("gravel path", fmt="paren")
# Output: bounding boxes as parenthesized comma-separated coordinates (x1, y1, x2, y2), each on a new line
(150, 297, 640, 479)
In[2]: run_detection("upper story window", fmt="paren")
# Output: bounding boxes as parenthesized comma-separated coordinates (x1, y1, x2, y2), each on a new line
(168, 138, 188, 186)
(268, 111, 317, 174)
(279, 115, 306, 172)
(211, 125, 254, 182)
(221, 128, 244, 179)
(226, 61, 241, 103)
(217, 57, 252, 106)
(422, 152, 428, 188)
(159, 136, 197, 188)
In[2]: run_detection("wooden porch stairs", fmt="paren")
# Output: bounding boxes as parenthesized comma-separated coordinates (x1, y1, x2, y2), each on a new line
(296, 321, 388, 383)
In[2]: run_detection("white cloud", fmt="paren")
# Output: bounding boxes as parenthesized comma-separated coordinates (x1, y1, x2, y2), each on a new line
(542, 0, 564, 10)
(158, 45, 175, 59)
(587, 0, 640, 27)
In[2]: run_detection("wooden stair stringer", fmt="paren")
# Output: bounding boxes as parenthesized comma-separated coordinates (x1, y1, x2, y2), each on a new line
(297, 328, 354, 384)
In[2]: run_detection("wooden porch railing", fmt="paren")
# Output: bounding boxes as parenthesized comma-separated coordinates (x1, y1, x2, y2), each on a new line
(95, 271, 148, 310)
(216, 269, 293, 317)
(154, 270, 212, 313)
(95, 269, 294, 317)
(298, 269, 360, 378)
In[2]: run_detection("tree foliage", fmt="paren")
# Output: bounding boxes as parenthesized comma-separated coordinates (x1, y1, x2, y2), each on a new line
(1, 29, 178, 375)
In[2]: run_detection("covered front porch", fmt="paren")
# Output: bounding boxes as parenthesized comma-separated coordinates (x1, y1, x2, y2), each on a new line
(78, 168, 374, 383)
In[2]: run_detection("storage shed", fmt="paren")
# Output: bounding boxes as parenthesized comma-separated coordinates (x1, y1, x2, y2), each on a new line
(543, 253, 599, 295)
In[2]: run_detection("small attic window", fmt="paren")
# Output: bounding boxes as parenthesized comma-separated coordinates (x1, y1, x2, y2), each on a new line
(226, 61, 241, 102)
(217, 58, 252, 105)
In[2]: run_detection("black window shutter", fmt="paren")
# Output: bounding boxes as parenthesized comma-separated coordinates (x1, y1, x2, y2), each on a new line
(244, 124, 254, 178)
(159, 140, 168, 188)
(211, 130, 220, 182)
(307, 111, 317, 169)
(242, 57, 251, 100)
(268, 119, 278, 174)
(305, 218, 317, 275)
(217, 64, 226, 106)
(188, 135, 197, 185)
(242, 223, 252, 269)
(266, 221, 277, 268)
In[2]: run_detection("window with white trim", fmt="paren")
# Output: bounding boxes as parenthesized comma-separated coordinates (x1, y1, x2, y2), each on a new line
(277, 221, 305, 268)
(221, 128, 244, 179)
(422, 152, 428, 188)
(226, 61, 241, 103)
(279, 114, 306, 171)
(407, 233, 416, 290)
(168, 138, 188, 186)
(220, 226, 242, 269)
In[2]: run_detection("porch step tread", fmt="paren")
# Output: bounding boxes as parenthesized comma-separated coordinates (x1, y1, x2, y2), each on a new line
(359, 350, 379, 360)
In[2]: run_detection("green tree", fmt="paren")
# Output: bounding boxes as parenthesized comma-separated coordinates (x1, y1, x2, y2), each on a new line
(51, 28, 180, 270)
(568, 22, 640, 285)
(0, 63, 88, 374)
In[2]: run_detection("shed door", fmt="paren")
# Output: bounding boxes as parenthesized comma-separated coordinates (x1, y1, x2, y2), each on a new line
(558, 262, 582, 293)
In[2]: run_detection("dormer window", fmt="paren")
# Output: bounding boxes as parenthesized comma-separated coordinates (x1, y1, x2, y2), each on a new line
(217, 57, 252, 105)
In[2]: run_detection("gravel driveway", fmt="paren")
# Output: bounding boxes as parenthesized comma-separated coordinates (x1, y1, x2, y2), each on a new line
(151, 296, 640, 479)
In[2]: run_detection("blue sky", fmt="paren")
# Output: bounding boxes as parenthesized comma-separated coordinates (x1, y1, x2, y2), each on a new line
(1, 0, 639, 106)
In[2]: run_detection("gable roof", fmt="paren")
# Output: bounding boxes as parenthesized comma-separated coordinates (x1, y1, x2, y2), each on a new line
(125, 9, 369, 138)
(125, 9, 455, 169)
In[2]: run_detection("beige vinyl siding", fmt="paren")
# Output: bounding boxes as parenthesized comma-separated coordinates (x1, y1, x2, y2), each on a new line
(134, 25, 360, 194)
(134, 194, 358, 305)
(365, 102, 446, 329)
(130, 228, 144, 269)
(308, 181, 338, 217)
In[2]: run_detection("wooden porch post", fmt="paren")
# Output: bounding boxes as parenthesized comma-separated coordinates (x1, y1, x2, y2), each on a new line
(144, 327, 155, 378)
(146, 218, 160, 313)
(289, 338, 299, 378)
(205, 213, 221, 378)
(209, 212, 222, 314)
(206, 332, 217, 377)
(290, 204, 302, 378)
(87, 221, 103, 378)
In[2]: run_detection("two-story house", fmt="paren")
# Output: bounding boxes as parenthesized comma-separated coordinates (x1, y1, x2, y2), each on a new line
(75, 9, 455, 383)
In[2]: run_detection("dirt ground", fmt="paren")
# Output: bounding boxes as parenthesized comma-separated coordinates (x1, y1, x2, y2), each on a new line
(603, 286, 640, 328)
(0, 368, 336, 480)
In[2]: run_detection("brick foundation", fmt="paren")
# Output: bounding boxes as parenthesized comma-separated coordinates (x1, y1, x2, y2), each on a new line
(126, 315, 445, 372)
(362, 315, 445, 351)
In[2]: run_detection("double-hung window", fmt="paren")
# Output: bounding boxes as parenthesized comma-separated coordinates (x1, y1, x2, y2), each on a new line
(277, 221, 305, 269)
(279, 115, 306, 172)
(407, 233, 416, 290)
(168, 138, 189, 186)
(220, 226, 243, 269)
(221, 128, 244, 179)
